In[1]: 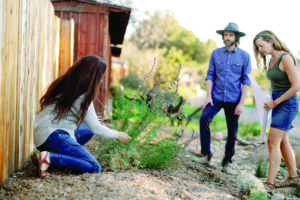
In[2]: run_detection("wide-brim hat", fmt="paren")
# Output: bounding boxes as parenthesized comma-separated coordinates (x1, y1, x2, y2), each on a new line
(216, 22, 246, 37)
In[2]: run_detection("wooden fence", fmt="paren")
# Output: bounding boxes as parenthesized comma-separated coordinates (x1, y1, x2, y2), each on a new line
(0, 0, 58, 186)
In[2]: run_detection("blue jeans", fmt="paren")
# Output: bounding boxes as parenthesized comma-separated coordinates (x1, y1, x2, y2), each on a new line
(199, 98, 239, 165)
(37, 124, 101, 173)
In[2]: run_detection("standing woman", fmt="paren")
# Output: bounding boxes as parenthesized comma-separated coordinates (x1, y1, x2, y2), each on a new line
(33, 55, 131, 178)
(253, 30, 300, 192)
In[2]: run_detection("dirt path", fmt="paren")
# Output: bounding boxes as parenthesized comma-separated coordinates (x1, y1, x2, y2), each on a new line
(0, 126, 299, 200)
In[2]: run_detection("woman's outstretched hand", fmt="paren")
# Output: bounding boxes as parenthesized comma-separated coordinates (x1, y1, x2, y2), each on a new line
(117, 132, 131, 143)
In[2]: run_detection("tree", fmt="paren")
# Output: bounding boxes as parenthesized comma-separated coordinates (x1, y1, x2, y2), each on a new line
(120, 10, 216, 95)
(130, 11, 216, 65)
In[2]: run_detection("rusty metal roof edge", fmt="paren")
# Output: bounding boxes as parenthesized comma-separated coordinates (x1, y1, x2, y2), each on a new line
(51, 0, 131, 11)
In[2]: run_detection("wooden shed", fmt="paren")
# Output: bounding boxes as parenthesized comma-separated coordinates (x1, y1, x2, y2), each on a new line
(51, 0, 131, 115)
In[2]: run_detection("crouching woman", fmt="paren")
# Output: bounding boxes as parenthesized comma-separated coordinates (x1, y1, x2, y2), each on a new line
(33, 55, 131, 178)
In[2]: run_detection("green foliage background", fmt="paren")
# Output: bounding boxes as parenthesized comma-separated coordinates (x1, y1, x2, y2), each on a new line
(121, 11, 217, 91)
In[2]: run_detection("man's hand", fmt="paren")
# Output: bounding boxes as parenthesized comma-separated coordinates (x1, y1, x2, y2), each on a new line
(117, 132, 131, 143)
(202, 96, 213, 110)
(234, 103, 244, 115)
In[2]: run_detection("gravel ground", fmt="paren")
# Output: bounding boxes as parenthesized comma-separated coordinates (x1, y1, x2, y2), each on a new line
(0, 126, 299, 200)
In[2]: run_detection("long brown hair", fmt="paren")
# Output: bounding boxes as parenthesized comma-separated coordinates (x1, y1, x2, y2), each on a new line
(40, 55, 107, 124)
(253, 30, 294, 71)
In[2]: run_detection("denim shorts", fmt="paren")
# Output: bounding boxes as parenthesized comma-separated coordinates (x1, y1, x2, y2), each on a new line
(271, 90, 299, 131)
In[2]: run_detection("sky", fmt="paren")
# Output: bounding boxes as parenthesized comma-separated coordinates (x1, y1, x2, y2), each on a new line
(125, 0, 300, 66)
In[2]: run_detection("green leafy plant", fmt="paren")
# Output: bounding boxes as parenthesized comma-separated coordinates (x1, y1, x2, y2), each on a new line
(255, 160, 268, 178)
(33, 148, 40, 154)
(294, 184, 300, 197)
(280, 161, 287, 169)
(138, 138, 179, 169)
(243, 189, 270, 200)
(97, 58, 184, 171)
(238, 121, 261, 138)
(120, 74, 142, 90)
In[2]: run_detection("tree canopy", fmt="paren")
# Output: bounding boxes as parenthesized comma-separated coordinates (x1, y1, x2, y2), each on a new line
(120, 10, 216, 91)
(130, 11, 216, 65)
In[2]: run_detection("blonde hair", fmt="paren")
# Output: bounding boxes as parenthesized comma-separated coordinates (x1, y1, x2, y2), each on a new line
(253, 30, 294, 72)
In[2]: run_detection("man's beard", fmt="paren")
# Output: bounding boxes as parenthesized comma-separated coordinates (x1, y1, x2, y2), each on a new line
(225, 40, 235, 48)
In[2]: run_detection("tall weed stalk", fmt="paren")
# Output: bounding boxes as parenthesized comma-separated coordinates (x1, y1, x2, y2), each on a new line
(98, 58, 184, 171)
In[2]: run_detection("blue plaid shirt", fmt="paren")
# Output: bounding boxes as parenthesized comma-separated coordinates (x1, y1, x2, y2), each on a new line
(205, 47, 251, 103)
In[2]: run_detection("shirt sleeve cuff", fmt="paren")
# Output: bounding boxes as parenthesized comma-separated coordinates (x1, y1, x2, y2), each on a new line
(205, 75, 214, 81)
(241, 78, 251, 86)
(111, 130, 119, 139)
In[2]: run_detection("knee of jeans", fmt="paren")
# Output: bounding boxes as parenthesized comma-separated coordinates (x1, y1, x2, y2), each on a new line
(93, 162, 101, 173)
(200, 114, 210, 124)
(87, 159, 101, 173)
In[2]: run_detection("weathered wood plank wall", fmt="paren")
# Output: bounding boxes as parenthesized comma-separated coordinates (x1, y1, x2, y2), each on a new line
(52, 1, 111, 116)
(0, 0, 57, 186)
(58, 19, 74, 76)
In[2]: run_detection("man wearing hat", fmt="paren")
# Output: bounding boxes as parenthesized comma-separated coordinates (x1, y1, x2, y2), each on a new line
(194, 22, 252, 174)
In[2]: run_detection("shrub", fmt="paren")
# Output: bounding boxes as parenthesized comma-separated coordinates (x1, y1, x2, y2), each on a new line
(295, 184, 300, 197)
(120, 74, 142, 90)
(97, 58, 184, 171)
(138, 138, 179, 169)
(243, 189, 270, 200)
(237, 172, 266, 194)
(238, 121, 261, 138)
(255, 160, 268, 178)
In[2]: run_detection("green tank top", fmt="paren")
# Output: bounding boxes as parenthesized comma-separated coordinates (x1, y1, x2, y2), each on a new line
(266, 52, 292, 91)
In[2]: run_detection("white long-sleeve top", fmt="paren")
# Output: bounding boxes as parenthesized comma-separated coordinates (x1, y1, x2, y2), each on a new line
(33, 94, 119, 147)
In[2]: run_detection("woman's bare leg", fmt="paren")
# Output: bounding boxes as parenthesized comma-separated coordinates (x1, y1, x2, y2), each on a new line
(266, 128, 286, 183)
(280, 134, 297, 177)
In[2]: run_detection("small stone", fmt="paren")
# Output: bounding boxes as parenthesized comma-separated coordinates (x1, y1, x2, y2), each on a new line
(271, 192, 285, 200)
(24, 183, 32, 189)
(212, 131, 226, 141)
(244, 145, 254, 150)
(208, 172, 219, 178)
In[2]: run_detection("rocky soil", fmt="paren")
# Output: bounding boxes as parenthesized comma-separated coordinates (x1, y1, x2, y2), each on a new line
(1, 126, 300, 200)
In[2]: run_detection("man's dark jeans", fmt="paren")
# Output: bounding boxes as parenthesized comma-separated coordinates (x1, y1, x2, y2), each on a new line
(199, 98, 239, 165)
